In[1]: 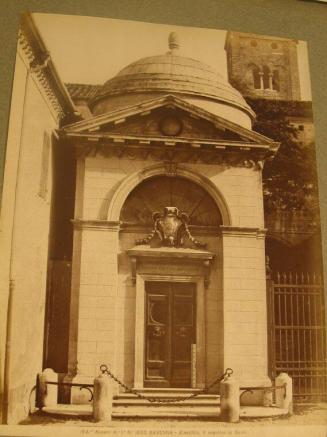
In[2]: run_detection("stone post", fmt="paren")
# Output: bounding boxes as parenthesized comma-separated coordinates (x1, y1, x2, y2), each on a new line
(275, 372, 293, 414)
(37, 368, 58, 408)
(93, 373, 113, 422)
(220, 373, 240, 423)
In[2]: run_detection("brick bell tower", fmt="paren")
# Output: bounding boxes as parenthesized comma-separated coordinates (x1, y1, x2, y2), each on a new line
(225, 31, 301, 101)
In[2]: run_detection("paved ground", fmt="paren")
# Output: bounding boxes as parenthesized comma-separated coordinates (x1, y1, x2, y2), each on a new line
(21, 403, 327, 425)
(0, 404, 326, 437)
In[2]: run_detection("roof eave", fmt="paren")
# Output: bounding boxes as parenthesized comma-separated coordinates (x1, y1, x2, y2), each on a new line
(20, 12, 76, 116)
(61, 93, 270, 145)
(61, 130, 280, 157)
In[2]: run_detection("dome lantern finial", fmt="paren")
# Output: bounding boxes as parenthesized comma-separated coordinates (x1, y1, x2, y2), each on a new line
(168, 32, 180, 52)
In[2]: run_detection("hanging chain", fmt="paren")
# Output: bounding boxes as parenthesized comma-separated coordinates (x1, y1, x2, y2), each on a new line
(99, 364, 233, 404)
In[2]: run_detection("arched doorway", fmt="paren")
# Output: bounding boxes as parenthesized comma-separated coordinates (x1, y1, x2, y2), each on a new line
(118, 175, 223, 389)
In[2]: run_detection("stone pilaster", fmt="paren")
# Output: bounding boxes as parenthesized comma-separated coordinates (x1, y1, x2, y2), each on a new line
(221, 226, 270, 388)
(67, 220, 120, 396)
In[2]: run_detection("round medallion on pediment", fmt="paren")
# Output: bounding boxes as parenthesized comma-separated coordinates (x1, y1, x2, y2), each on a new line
(159, 116, 183, 136)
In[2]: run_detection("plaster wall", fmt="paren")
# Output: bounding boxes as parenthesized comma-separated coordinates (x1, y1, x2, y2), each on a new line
(0, 52, 57, 423)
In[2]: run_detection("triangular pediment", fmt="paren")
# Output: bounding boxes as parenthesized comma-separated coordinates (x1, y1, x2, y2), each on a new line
(62, 94, 276, 148)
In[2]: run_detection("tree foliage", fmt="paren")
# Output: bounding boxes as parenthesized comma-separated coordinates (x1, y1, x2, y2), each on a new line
(247, 98, 319, 212)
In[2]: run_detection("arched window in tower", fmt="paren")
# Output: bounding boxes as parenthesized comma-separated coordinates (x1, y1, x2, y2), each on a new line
(272, 70, 280, 91)
(252, 66, 261, 89)
(262, 65, 271, 90)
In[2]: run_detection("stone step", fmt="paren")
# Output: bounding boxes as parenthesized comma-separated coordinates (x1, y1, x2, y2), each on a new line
(41, 404, 289, 420)
(113, 399, 220, 407)
(112, 406, 289, 419)
(112, 405, 220, 419)
(113, 400, 220, 408)
(113, 391, 220, 407)
(132, 388, 203, 392)
(112, 412, 219, 419)
(42, 404, 93, 417)
(114, 393, 219, 400)
(114, 405, 220, 411)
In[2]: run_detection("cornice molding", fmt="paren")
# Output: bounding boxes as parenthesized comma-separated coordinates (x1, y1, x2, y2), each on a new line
(72, 219, 121, 231)
(60, 94, 279, 165)
(71, 141, 269, 169)
(127, 245, 215, 260)
(120, 223, 220, 236)
(220, 226, 267, 238)
(18, 13, 75, 121)
(127, 245, 215, 287)
(62, 94, 276, 147)
(72, 220, 222, 235)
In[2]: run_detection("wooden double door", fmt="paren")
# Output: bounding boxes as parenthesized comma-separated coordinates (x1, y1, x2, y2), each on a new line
(144, 281, 196, 388)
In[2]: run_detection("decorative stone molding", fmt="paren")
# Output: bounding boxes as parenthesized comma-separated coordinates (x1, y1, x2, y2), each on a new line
(120, 223, 220, 236)
(18, 13, 75, 121)
(106, 163, 232, 226)
(62, 93, 279, 163)
(72, 219, 121, 231)
(127, 245, 215, 287)
(220, 226, 267, 238)
(71, 139, 276, 169)
(164, 161, 178, 176)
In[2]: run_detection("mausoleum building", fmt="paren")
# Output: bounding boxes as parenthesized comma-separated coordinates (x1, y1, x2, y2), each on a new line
(57, 32, 279, 400)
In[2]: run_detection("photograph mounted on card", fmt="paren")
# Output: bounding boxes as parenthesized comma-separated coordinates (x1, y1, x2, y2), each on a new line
(0, 11, 325, 432)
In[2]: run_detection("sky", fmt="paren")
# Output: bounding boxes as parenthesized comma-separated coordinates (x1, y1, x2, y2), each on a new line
(33, 13, 312, 101)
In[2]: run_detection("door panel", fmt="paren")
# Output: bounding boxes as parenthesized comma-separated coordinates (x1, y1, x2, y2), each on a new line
(145, 285, 170, 386)
(144, 281, 196, 388)
(171, 284, 195, 387)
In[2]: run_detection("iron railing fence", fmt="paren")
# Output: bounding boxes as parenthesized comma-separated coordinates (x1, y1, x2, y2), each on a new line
(267, 271, 327, 401)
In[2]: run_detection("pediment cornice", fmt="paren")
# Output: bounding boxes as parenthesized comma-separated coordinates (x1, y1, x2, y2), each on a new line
(61, 94, 275, 145)
(59, 95, 279, 164)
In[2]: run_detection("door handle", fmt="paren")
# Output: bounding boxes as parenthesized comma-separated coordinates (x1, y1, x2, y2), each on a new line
(175, 326, 188, 337)
(151, 325, 166, 337)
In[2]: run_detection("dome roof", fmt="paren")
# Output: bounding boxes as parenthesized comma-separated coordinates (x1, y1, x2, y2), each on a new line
(91, 33, 254, 121)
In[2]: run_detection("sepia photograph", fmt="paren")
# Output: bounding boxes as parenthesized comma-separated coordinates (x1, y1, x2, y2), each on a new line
(0, 8, 326, 436)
